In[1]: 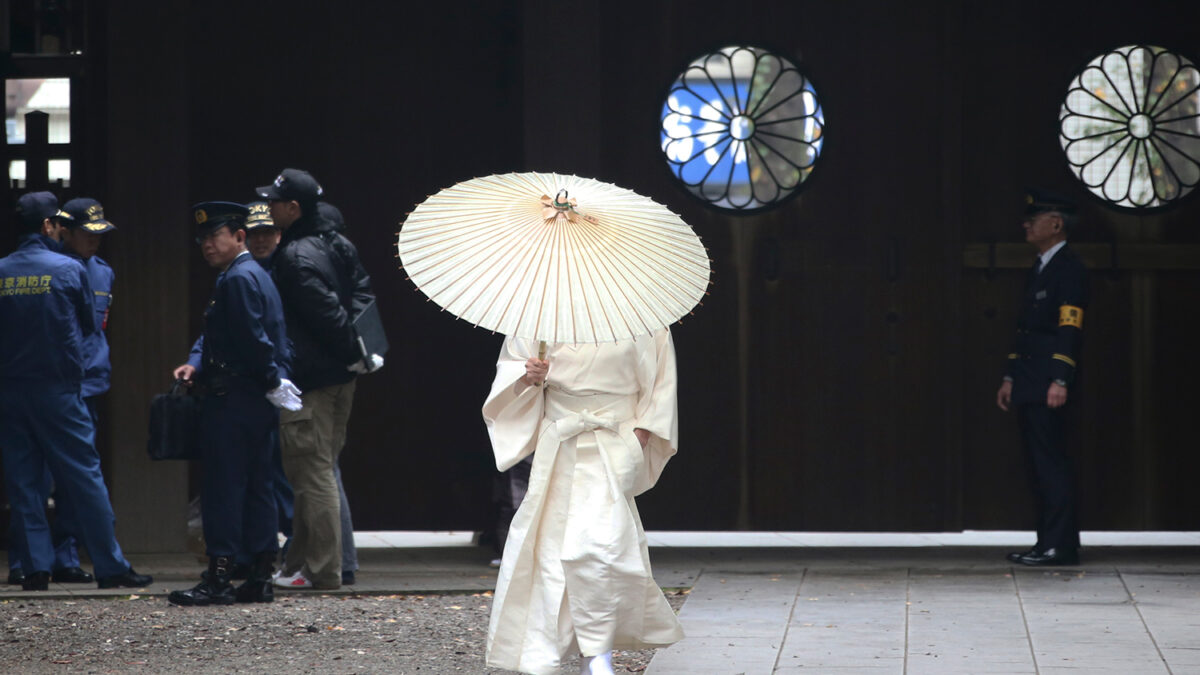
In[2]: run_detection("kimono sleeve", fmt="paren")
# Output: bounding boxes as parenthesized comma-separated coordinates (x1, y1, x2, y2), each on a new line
(481, 336, 544, 472)
(631, 329, 679, 494)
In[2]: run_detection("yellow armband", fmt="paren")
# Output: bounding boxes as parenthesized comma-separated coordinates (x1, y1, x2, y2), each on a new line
(1059, 305, 1084, 329)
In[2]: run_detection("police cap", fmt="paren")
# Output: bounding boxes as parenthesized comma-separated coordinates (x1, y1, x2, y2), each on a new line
(16, 191, 73, 228)
(245, 201, 277, 230)
(192, 201, 249, 238)
(255, 168, 324, 205)
(63, 197, 117, 233)
(1024, 187, 1077, 217)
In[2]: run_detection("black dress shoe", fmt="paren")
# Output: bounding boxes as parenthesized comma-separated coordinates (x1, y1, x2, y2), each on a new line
(1018, 547, 1079, 566)
(234, 579, 274, 604)
(341, 570, 356, 586)
(52, 566, 95, 584)
(97, 567, 153, 589)
(7, 568, 25, 586)
(1006, 548, 1039, 563)
(21, 571, 50, 591)
(170, 578, 237, 606)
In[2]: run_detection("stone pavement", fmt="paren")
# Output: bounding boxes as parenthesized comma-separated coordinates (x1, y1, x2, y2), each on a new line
(646, 541, 1200, 674)
(3, 532, 1200, 673)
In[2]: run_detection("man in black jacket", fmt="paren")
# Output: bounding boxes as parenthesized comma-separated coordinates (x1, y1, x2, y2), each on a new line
(255, 169, 381, 590)
(996, 188, 1088, 567)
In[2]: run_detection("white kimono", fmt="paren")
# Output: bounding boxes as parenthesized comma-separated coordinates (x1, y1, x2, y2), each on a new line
(483, 329, 685, 675)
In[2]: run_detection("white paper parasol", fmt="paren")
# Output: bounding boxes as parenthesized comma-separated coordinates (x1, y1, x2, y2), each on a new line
(397, 172, 710, 344)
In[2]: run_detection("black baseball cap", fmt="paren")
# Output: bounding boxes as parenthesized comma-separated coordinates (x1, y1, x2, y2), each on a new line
(255, 168, 324, 204)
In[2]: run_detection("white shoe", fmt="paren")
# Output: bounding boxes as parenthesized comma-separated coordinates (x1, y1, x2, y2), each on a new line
(488, 558, 502, 568)
(580, 651, 614, 675)
(272, 570, 312, 589)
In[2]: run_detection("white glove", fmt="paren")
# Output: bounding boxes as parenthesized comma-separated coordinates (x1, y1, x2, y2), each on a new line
(266, 378, 303, 411)
(348, 353, 384, 374)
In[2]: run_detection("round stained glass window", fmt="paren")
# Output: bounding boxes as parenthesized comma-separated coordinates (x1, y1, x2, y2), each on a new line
(1059, 45, 1200, 210)
(661, 46, 825, 212)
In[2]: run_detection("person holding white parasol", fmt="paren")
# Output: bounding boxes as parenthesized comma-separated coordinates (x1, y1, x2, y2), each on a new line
(398, 173, 709, 675)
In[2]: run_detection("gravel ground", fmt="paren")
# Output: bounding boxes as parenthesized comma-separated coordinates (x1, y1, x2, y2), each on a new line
(2, 590, 688, 674)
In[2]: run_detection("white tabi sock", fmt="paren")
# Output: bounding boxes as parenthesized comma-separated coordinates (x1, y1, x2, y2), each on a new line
(579, 650, 614, 675)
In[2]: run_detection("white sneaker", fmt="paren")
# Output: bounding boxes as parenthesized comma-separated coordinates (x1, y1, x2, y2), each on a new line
(580, 651, 614, 675)
(488, 558, 502, 568)
(272, 570, 312, 589)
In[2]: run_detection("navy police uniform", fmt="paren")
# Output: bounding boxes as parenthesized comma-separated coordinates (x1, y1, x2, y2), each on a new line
(170, 202, 290, 606)
(1005, 189, 1088, 561)
(0, 192, 145, 589)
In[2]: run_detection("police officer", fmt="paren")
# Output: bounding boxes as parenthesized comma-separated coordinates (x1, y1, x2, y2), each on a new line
(0, 192, 151, 591)
(168, 202, 301, 606)
(996, 188, 1088, 566)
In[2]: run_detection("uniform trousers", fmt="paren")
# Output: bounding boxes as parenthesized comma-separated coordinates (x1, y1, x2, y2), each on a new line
(200, 382, 279, 558)
(0, 385, 131, 577)
(280, 380, 355, 588)
(6, 464, 80, 572)
(1017, 402, 1080, 552)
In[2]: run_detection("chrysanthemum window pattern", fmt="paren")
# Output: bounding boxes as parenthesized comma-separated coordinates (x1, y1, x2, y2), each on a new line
(1060, 45, 1200, 209)
(661, 46, 824, 212)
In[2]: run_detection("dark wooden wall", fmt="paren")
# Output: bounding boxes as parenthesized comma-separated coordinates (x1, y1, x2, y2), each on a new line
(5, 0, 1200, 550)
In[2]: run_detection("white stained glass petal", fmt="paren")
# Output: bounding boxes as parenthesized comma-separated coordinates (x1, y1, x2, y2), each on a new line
(1078, 67, 1128, 116)
(728, 48, 757, 112)
(701, 52, 740, 114)
(1066, 132, 1123, 168)
(1079, 135, 1131, 186)
(1156, 136, 1200, 186)
(1127, 141, 1156, 206)
(1101, 51, 1139, 115)
(1066, 87, 1126, 122)
(1129, 46, 1158, 113)
(1101, 141, 1135, 202)
(1060, 114, 1126, 141)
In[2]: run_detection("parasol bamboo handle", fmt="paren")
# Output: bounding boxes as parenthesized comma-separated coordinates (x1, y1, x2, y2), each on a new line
(538, 341, 548, 387)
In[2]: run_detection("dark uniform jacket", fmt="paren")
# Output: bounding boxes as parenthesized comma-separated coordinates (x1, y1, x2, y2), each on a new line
(1006, 243, 1088, 405)
(0, 234, 95, 390)
(272, 210, 374, 392)
(72, 254, 114, 397)
(187, 252, 290, 393)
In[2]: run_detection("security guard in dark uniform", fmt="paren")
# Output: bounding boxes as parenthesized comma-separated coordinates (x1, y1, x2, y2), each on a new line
(0, 192, 151, 591)
(996, 188, 1088, 566)
(169, 202, 300, 606)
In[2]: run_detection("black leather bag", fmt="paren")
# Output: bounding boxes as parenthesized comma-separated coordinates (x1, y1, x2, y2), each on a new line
(147, 379, 203, 461)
